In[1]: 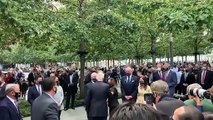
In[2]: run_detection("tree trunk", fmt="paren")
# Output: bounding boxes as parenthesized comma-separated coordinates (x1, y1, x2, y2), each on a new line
(169, 33, 174, 66)
(107, 58, 110, 69)
(112, 59, 115, 67)
(182, 56, 184, 62)
(78, 0, 86, 98)
(151, 37, 156, 66)
(194, 39, 198, 63)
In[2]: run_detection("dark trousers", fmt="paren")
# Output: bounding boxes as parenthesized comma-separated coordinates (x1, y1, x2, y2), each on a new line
(65, 93, 76, 109)
(89, 117, 107, 120)
(58, 110, 62, 120)
(175, 84, 182, 94)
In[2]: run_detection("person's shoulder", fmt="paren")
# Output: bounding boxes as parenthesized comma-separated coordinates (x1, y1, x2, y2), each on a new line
(0, 97, 8, 106)
(184, 99, 195, 105)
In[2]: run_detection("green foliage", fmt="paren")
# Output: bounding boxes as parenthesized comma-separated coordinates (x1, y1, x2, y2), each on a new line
(0, 0, 213, 64)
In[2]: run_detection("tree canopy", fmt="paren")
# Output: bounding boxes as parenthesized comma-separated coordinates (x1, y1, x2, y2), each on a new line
(0, 0, 213, 64)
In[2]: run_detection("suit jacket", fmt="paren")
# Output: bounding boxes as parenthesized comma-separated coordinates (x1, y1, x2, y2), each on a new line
(152, 71, 163, 82)
(85, 81, 110, 117)
(27, 85, 40, 105)
(180, 72, 196, 86)
(64, 73, 79, 94)
(27, 72, 35, 86)
(120, 75, 139, 101)
(0, 83, 6, 100)
(156, 96, 184, 119)
(197, 70, 213, 90)
(31, 93, 59, 120)
(0, 97, 22, 120)
(163, 70, 177, 96)
(84, 72, 92, 85)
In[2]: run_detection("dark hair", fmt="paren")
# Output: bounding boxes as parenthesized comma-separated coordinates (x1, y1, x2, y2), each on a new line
(42, 77, 56, 92)
(177, 106, 204, 120)
(34, 74, 43, 81)
(202, 112, 213, 120)
(110, 102, 160, 120)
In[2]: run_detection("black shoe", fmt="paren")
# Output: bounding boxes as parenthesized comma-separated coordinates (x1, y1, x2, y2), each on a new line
(71, 107, 75, 110)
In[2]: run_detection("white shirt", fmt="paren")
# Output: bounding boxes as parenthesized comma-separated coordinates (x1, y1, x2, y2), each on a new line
(7, 96, 18, 111)
(176, 71, 182, 84)
(36, 84, 42, 95)
(69, 74, 73, 84)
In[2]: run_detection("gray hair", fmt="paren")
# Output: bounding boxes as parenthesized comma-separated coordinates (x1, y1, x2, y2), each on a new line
(5, 84, 18, 94)
(150, 80, 169, 96)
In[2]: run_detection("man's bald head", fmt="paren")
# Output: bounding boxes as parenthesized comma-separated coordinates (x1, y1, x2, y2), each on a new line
(173, 106, 204, 120)
(91, 72, 97, 80)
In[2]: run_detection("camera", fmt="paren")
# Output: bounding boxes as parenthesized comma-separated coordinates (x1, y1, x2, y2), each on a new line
(188, 88, 213, 103)
(144, 93, 155, 104)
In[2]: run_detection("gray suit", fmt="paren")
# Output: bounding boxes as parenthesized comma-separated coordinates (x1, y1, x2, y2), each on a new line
(31, 93, 59, 120)
(163, 70, 177, 96)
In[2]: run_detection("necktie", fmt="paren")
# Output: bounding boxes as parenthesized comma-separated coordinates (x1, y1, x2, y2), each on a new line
(38, 85, 42, 95)
(14, 100, 19, 112)
(201, 71, 206, 84)
(164, 71, 168, 81)
(159, 71, 162, 79)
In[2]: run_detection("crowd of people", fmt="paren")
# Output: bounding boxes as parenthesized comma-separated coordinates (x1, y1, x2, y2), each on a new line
(0, 61, 213, 120)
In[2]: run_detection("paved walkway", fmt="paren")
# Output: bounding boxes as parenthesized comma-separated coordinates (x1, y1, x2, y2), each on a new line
(24, 106, 87, 120)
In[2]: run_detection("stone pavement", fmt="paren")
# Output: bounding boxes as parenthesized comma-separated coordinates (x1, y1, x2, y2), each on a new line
(23, 106, 87, 120)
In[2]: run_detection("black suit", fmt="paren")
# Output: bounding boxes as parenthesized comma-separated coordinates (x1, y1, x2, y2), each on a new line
(156, 96, 184, 119)
(179, 72, 196, 94)
(0, 97, 22, 120)
(65, 72, 79, 109)
(151, 71, 163, 82)
(27, 85, 41, 105)
(85, 81, 110, 120)
(197, 70, 213, 90)
(27, 72, 35, 86)
(120, 75, 139, 102)
(0, 83, 6, 100)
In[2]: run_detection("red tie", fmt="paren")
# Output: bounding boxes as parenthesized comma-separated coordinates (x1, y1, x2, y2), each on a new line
(164, 71, 168, 81)
(159, 71, 162, 79)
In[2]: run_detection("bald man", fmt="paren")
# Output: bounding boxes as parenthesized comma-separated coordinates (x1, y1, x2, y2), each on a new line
(173, 106, 204, 120)
(0, 84, 22, 120)
(85, 71, 110, 120)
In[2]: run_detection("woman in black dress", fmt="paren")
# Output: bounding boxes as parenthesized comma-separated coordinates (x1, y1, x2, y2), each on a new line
(108, 77, 119, 116)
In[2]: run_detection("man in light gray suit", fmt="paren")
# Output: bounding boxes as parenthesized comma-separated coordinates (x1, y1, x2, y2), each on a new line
(31, 77, 59, 120)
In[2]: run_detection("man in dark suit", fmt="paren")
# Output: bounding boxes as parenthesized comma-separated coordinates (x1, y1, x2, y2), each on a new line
(31, 77, 59, 120)
(120, 66, 139, 102)
(85, 71, 110, 120)
(197, 63, 213, 90)
(180, 68, 196, 95)
(84, 68, 96, 85)
(0, 84, 22, 120)
(0, 77, 7, 100)
(64, 70, 79, 110)
(151, 80, 184, 119)
(162, 63, 177, 96)
(150, 63, 163, 83)
(27, 74, 43, 105)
